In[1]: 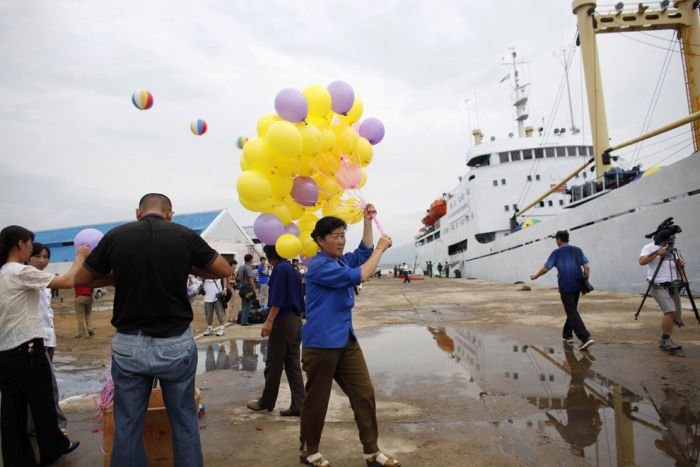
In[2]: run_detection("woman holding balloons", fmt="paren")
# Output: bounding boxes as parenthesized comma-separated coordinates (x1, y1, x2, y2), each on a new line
(299, 205, 400, 467)
(0, 225, 87, 466)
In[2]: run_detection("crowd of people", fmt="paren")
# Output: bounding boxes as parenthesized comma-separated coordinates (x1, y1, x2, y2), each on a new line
(0, 192, 690, 466)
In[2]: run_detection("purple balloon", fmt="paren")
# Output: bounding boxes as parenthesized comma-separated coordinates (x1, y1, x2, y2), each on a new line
(359, 118, 385, 145)
(73, 228, 104, 252)
(327, 81, 355, 115)
(291, 176, 319, 207)
(253, 213, 285, 245)
(274, 88, 308, 123)
(284, 222, 300, 237)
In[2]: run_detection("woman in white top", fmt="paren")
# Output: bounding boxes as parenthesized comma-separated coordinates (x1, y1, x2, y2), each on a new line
(0, 226, 87, 466)
(27, 242, 68, 431)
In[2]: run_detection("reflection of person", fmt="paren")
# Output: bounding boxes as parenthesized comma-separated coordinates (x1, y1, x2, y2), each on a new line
(75, 193, 232, 467)
(0, 225, 84, 465)
(639, 236, 686, 352)
(246, 244, 304, 416)
(73, 284, 94, 339)
(237, 254, 256, 326)
(241, 340, 259, 371)
(299, 204, 399, 467)
(27, 243, 68, 431)
(546, 346, 601, 455)
(530, 230, 594, 351)
(216, 343, 230, 370)
(205, 344, 216, 372)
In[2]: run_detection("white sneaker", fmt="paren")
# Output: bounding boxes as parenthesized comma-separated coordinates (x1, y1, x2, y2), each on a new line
(578, 338, 595, 351)
(203, 327, 213, 336)
(216, 326, 225, 336)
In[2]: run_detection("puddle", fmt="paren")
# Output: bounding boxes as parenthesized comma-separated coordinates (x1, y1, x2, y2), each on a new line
(413, 324, 699, 467)
(196, 339, 266, 374)
(54, 361, 107, 400)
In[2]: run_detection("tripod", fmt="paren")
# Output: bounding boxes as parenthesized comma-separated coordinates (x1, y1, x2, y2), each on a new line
(635, 244, 699, 323)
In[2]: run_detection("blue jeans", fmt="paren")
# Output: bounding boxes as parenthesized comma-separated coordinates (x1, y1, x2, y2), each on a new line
(110, 328, 202, 467)
(241, 298, 253, 324)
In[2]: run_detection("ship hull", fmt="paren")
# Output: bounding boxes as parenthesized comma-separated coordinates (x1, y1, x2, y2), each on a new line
(418, 155, 700, 294)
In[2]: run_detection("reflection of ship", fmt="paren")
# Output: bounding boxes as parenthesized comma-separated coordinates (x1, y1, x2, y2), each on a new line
(415, 1, 700, 293)
(429, 326, 699, 466)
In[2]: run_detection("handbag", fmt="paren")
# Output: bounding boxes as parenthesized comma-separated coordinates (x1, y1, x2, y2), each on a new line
(238, 283, 256, 300)
(576, 248, 594, 294)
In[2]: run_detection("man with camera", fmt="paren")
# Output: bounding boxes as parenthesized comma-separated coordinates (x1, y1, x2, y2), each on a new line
(639, 220, 687, 352)
(530, 230, 594, 351)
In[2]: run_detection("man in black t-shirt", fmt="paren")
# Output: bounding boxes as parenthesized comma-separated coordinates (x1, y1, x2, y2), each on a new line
(75, 193, 231, 467)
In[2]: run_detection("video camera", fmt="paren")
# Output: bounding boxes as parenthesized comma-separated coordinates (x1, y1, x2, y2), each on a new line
(645, 217, 682, 246)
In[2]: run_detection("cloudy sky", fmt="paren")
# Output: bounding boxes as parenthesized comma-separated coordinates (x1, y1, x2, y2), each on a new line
(0, 0, 691, 247)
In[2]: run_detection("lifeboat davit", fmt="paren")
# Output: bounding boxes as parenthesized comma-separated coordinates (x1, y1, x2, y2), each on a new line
(429, 199, 447, 219)
(422, 213, 436, 226)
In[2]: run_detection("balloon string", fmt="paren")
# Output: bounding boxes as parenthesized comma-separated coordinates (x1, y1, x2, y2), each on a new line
(370, 212, 385, 236)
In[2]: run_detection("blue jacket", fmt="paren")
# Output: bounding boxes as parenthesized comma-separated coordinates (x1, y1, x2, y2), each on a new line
(545, 244, 589, 293)
(302, 242, 373, 348)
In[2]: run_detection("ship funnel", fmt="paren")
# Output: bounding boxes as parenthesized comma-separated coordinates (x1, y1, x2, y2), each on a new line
(472, 129, 483, 146)
(525, 126, 534, 137)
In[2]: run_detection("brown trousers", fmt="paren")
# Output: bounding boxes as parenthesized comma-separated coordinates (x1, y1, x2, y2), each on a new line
(74, 295, 93, 337)
(259, 313, 305, 411)
(300, 339, 378, 455)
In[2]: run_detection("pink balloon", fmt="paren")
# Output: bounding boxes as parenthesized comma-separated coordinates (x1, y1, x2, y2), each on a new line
(335, 161, 362, 189)
(73, 228, 104, 252)
(291, 176, 319, 206)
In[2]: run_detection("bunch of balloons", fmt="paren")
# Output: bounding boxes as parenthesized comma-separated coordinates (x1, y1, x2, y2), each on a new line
(236, 81, 386, 259)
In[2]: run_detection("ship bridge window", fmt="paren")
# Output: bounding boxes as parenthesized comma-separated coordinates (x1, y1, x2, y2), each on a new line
(527, 175, 532, 181)
(499, 152, 509, 163)
(578, 146, 588, 156)
(548, 200, 553, 206)
(501, 178, 506, 185)
(556, 146, 566, 157)
(568, 146, 577, 157)
(539, 201, 545, 207)
(546, 147, 555, 157)
(523, 149, 533, 160)
(475, 232, 496, 244)
(448, 239, 468, 255)
(559, 199, 564, 206)
(467, 154, 491, 167)
(493, 180, 498, 187)
(535, 174, 540, 181)
(534, 148, 544, 158)
(510, 151, 521, 161)
(504, 205, 509, 212)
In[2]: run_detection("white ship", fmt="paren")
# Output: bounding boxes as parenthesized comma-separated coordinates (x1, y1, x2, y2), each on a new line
(415, 0, 700, 295)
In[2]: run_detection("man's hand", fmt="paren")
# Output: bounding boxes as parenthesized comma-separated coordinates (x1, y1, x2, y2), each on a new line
(376, 234, 392, 252)
(657, 246, 669, 257)
(364, 203, 377, 220)
(529, 274, 538, 281)
(261, 320, 273, 337)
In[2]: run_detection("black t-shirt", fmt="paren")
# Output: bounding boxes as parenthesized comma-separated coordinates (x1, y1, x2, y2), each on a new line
(85, 214, 217, 337)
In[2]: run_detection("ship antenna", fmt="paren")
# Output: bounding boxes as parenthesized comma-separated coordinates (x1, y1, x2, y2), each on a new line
(506, 49, 530, 137)
(554, 47, 580, 135)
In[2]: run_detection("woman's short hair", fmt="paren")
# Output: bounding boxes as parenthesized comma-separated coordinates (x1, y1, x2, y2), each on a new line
(31, 242, 51, 259)
(311, 216, 347, 243)
(263, 244, 281, 261)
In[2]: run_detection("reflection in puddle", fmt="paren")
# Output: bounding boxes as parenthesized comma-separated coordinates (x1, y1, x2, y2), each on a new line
(426, 325, 699, 467)
(196, 339, 266, 374)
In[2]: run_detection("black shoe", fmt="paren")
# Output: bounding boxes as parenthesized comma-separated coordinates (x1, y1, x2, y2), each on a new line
(280, 408, 300, 417)
(65, 440, 80, 454)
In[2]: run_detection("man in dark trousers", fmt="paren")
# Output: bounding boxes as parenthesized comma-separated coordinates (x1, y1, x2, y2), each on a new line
(530, 230, 594, 351)
(75, 193, 232, 467)
(246, 244, 305, 416)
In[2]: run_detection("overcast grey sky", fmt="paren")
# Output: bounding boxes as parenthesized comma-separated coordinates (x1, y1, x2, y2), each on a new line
(0, 0, 691, 247)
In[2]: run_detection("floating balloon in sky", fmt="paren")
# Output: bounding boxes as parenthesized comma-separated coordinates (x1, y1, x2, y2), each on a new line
(236, 136, 248, 150)
(73, 228, 104, 252)
(190, 119, 207, 135)
(274, 88, 308, 123)
(359, 118, 385, 145)
(131, 90, 154, 110)
(327, 81, 355, 115)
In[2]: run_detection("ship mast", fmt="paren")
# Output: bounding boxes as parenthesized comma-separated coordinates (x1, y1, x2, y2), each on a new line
(509, 50, 530, 138)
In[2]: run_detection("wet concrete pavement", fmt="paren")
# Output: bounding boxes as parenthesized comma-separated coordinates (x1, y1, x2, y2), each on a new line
(45, 277, 700, 466)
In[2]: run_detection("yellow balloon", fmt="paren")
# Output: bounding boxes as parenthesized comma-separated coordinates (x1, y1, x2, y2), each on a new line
(257, 113, 281, 138)
(321, 128, 336, 152)
(270, 202, 293, 225)
(269, 173, 293, 198)
(300, 232, 319, 257)
(266, 121, 302, 158)
(297, 155, 318, 177)
(276, 233, 302, 259)
(297, 123, 323, 157)
(322, 198, 363, 224)
(334, 124, 358, 155)
(240, 154, 251, 171)
(313, 172, 343, 199)
(317, 152, 341, 176)
(238, 195, 271, 213)
(303, 84, 332, 118)
(358, 168, 368, 188)
(353, 137, 373, 166)
(237, 170, 272, 202)
(242, 137, 275, 173)
(284, 197, 305, 220)
(339, 96, 363, 124)
(298, 213, 319, 232)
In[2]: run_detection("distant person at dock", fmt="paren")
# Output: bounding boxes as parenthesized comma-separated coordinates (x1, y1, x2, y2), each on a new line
(530, 230, 595, 352)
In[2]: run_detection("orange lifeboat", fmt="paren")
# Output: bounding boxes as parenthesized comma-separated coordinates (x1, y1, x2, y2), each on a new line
(429, 199, 447, 219)
(422, 213, 436, 226)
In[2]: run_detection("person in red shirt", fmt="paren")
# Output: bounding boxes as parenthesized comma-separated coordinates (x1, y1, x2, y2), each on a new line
(73, 286, 94, 339)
